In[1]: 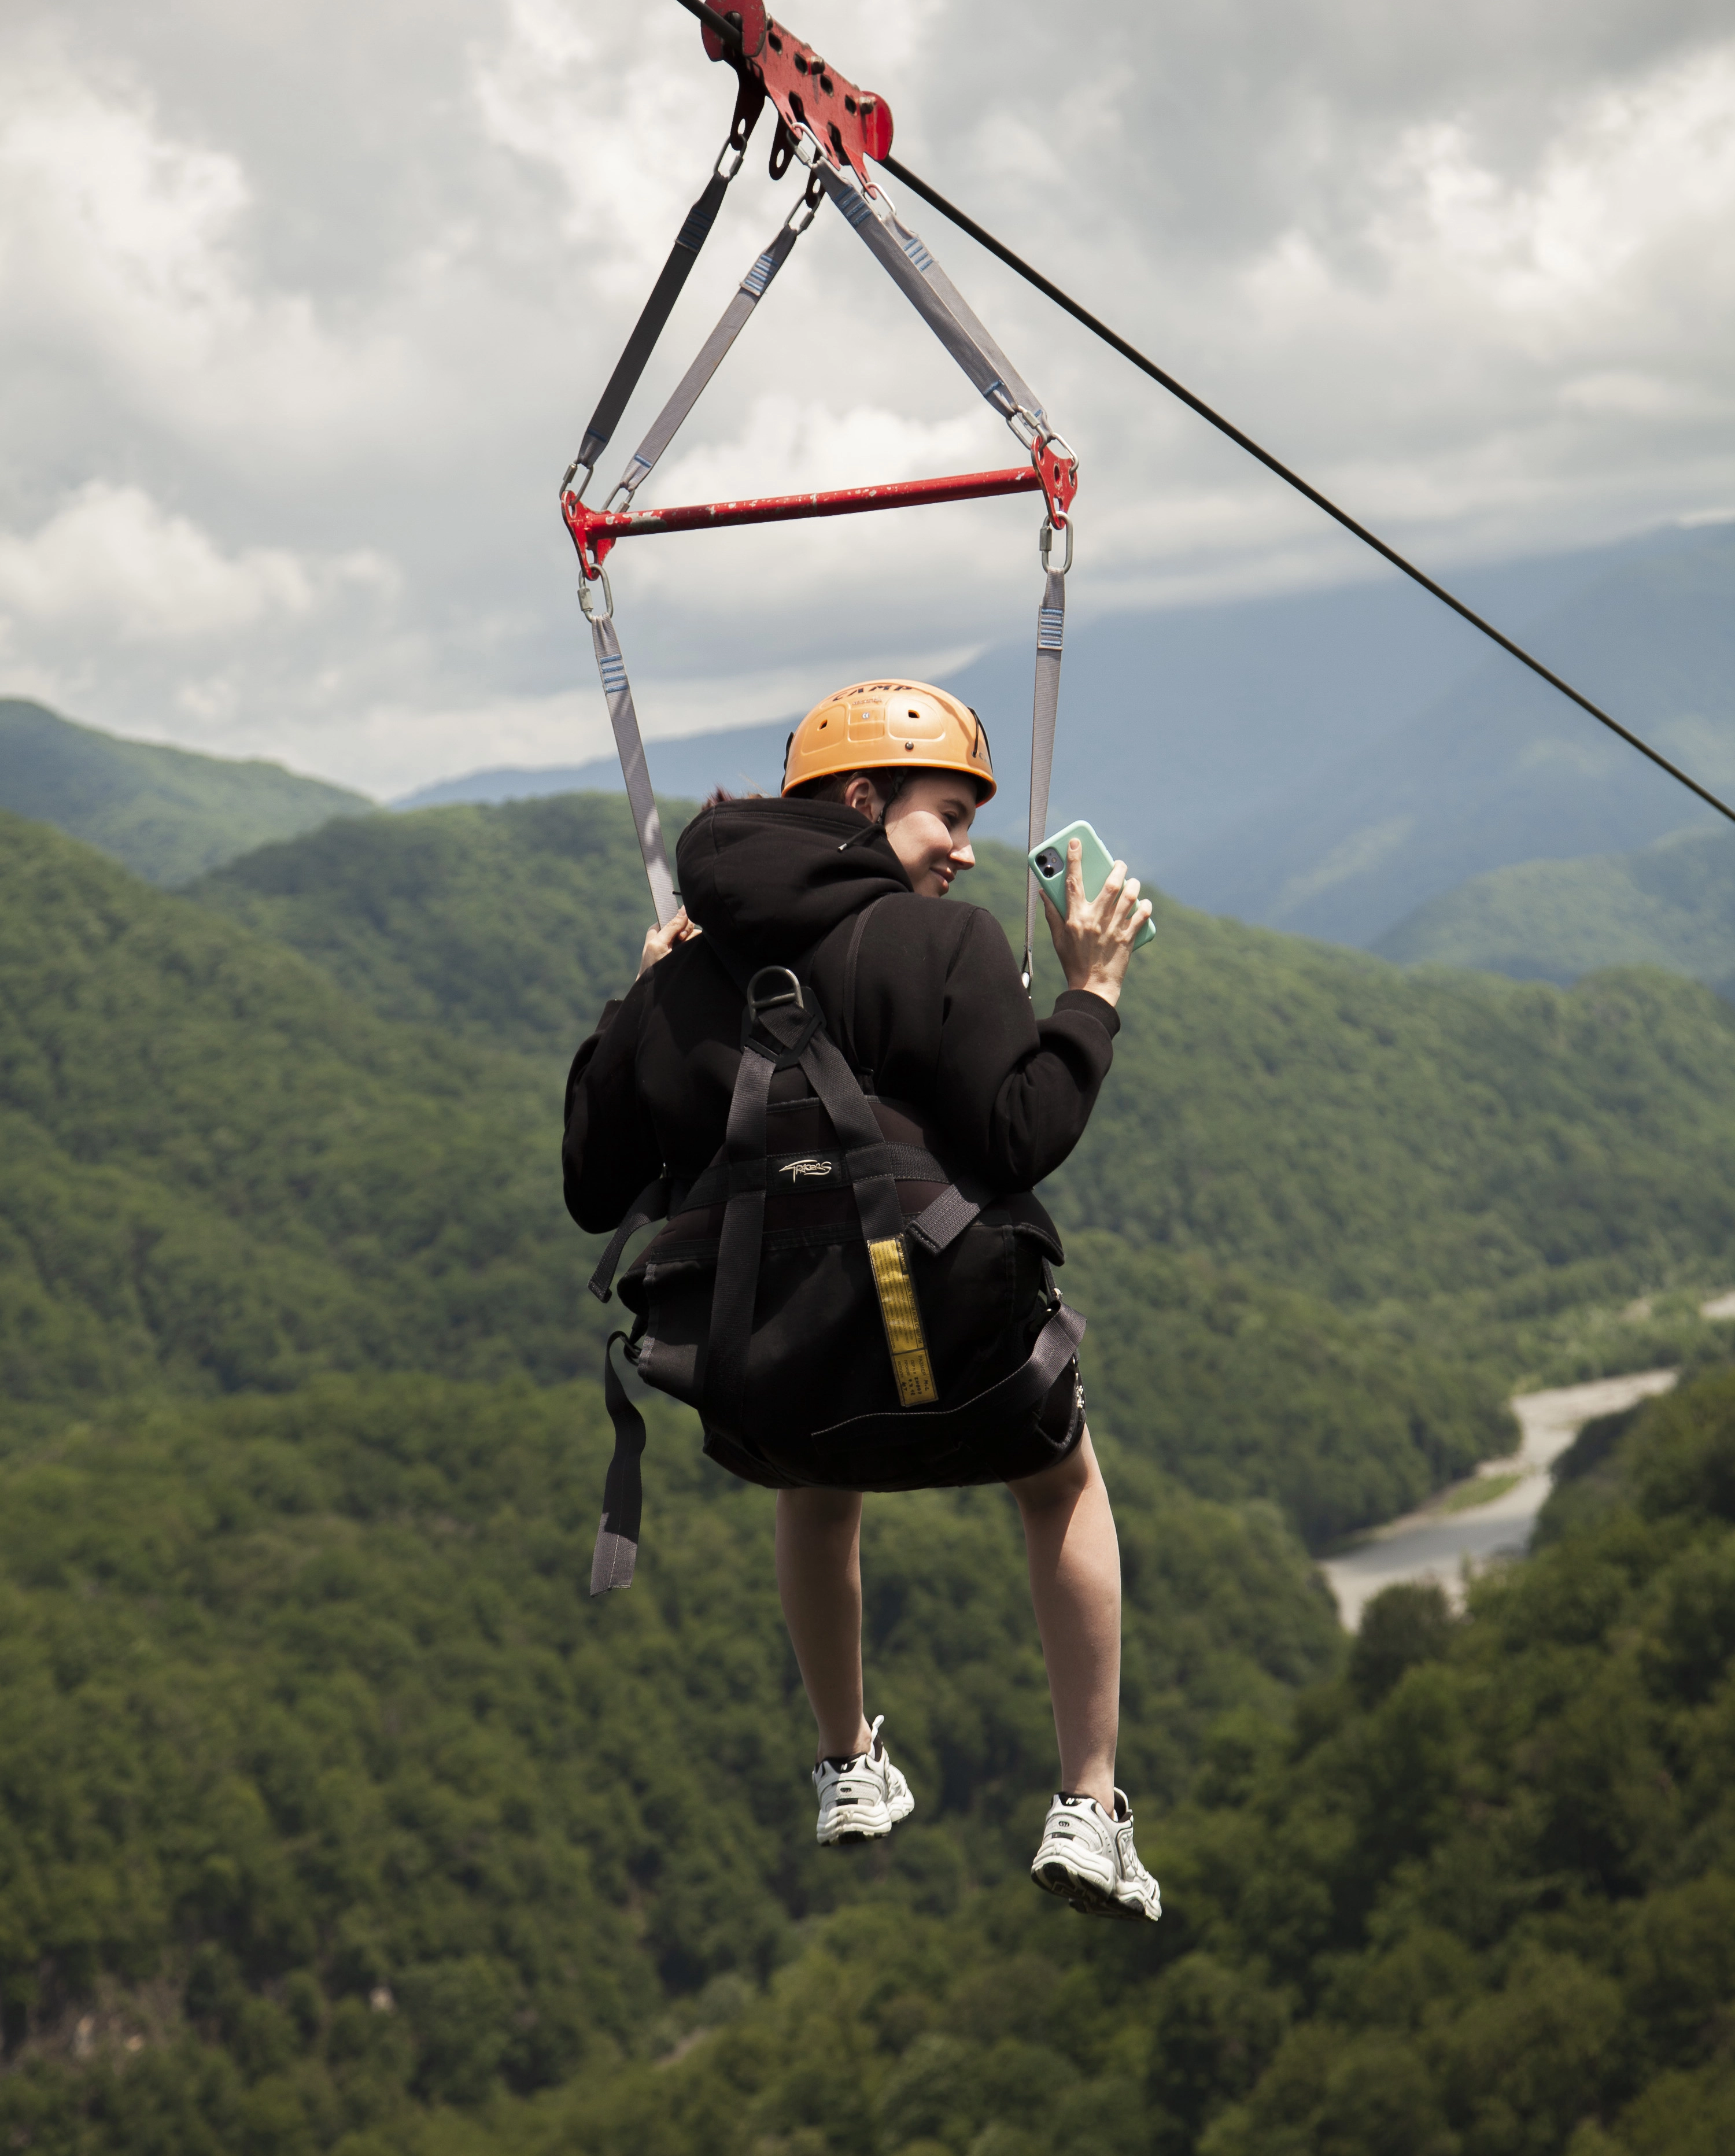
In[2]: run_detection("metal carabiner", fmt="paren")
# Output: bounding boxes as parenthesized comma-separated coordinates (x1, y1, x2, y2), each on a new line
(1040, 518, 1074, 575)
(560, 455, 594, 504)
(785, 163, 826, 236)
(1006, 407, 1045, 453)
(577, 562, 614, 622)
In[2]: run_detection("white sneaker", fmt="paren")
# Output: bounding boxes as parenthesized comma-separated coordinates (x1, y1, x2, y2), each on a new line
(812, 1714, 915, 1845)
(1030, 1789, 1162, 1922)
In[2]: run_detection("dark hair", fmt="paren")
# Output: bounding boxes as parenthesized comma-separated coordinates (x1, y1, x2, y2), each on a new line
(787, 769, 916, 812)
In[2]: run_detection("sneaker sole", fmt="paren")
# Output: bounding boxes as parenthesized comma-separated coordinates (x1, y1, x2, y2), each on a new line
(1031, 1854, 1156, 1923)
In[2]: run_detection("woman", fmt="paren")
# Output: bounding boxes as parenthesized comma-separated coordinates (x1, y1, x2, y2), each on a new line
(563, 678, 1160, 1921)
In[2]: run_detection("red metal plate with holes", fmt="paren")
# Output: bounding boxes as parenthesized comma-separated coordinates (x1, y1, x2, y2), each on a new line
(565, 466, 1042, 573)
(703, 8, 893, 183)
(1034, 438, 1079, 526)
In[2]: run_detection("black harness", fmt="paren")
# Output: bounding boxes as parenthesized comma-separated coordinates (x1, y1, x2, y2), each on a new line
(584, 917, 1083, 1593)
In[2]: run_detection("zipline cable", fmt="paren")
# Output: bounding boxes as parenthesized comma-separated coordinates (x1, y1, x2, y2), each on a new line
(878, 154, 1735, 831)
(669, 0, 1735, 830)
(674, 0, 752, 43)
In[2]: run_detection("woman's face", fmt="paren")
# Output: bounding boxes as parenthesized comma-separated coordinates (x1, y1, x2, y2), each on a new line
(846, 770, 980, 896)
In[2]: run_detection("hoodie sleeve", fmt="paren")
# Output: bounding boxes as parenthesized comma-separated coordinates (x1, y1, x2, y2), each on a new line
(933, 906, 1119, 1190)
(562, 977, 663, 1232)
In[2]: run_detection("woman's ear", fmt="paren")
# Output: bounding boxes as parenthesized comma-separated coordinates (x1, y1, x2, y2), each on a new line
(841, 774, 883, 819)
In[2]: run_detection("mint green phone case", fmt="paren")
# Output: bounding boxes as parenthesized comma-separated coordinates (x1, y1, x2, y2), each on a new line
(1027, 819, 1157, 948)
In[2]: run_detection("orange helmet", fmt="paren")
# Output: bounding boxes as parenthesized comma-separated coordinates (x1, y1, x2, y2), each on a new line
(782, 679, 996, 802)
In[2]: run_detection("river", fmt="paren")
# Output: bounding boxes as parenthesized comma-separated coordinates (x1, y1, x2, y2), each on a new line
(1317, 1367, 1681, 1630)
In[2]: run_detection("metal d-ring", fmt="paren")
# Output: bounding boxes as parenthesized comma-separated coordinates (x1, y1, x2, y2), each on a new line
(745, 965, 804, 1020)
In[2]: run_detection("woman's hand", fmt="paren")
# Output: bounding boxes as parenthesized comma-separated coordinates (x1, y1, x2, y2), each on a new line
(1041, 838, 1153, 1008)
(636, 906, 700, 978)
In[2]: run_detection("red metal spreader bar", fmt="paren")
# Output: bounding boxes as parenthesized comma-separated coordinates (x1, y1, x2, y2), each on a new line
(566, 464, 1043, 576)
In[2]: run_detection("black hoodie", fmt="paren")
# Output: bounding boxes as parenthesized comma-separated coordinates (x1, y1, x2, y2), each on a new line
(561, 796, 1120, 1234)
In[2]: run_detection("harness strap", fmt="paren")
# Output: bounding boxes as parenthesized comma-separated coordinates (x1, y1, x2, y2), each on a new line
(907, 1183, 981, 1256)
(792, 1021, 939, 1406)
(588, 615, 678, 926)
(839, 891, 886, 1075)
(609, 176, 823, 508)
(590, 1328, 649, 1595)
(568, 77, 765, 486)
(705, 1032, 779, 1424)
(818, 165, 1043, 427)
(1024, 556, 1068, 985)
(588, 1175, 672, 1303)
(677, 1142, 949, 1213)
(809, 1300, 1084, 1454)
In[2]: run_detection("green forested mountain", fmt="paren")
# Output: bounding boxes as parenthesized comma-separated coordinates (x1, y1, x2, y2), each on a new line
(0, 1376, 1338, 2154)
(548, 1363, 1735, 2156)
(8, 791, 1735, 2154)
(2, 1321, 1732, 2153)
(0, 699, 371, 885)
(190, 792, 653, 1058)
(0, 810, 606, 1410)
(1378, 823, 1735, 992)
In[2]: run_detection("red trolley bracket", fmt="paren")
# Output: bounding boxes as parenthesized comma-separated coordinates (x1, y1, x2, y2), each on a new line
(701, 3, 893, 186)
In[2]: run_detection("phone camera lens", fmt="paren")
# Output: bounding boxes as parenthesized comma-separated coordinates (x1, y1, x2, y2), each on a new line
(1035, 849, 1062, 878)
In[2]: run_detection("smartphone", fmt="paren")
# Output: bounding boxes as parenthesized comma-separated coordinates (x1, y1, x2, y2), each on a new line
(1028, 820, 1156, 949)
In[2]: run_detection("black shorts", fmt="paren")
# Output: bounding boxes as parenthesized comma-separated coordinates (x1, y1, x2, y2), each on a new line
(701, 1358, 1086, 1494)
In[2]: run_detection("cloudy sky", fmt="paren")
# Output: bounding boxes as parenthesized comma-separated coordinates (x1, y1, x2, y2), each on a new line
(2, 0, 1732, 798)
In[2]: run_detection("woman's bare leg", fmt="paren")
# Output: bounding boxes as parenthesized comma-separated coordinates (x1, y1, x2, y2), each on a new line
(776, 1487, 874, 1761)
(1008, 1430, 1121, 1810)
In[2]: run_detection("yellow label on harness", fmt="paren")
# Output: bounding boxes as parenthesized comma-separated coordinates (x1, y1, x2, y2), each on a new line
(866, 1235, 939, 1407)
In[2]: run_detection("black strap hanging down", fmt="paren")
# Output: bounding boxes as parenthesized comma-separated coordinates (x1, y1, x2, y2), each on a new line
(570, 74, 766, 482)
(590, 1329, 650, 1594)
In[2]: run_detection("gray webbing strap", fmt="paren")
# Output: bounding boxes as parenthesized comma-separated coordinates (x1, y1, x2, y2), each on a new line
(818, 165, 1044, 425)
(1024, 564, 1068, 985)
(589, 614, 678, 927)
(611, 211, 810, 506)
(906, 1183, 981, 1256)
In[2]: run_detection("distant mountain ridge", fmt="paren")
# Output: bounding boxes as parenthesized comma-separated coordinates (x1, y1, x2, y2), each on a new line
(1378, 824, 1735, 993)
(0, 698, 372, 884)
(1177, 521, 1735, 944)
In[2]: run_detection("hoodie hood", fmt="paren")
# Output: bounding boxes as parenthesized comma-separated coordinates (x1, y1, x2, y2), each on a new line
(676, 797, 912, 963)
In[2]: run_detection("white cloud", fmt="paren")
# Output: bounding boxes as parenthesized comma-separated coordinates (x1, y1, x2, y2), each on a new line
(0, 2, 1731, 795)
(0, 485, 382, 641)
